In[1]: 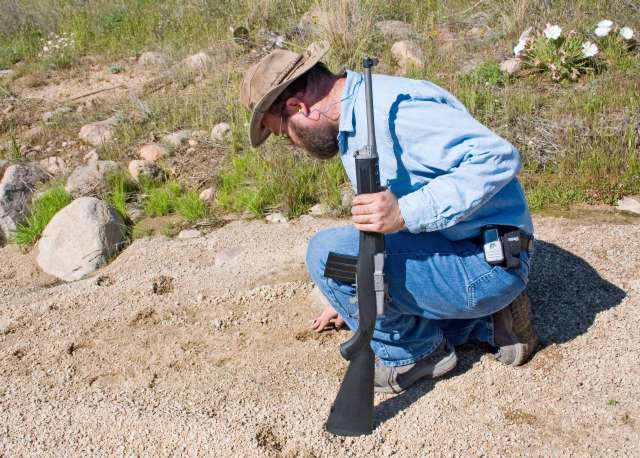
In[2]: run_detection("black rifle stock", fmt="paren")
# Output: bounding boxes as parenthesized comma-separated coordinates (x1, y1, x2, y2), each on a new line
(324, 57, 385, 437)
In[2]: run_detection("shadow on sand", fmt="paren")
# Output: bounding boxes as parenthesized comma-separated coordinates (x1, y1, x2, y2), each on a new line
(373, 239, 626, 428)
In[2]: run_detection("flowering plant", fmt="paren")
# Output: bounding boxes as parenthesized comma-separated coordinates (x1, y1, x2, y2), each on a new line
(513, 24, 601, 82)
(589, 20, 636, 62)
(38, 32, 77, 69)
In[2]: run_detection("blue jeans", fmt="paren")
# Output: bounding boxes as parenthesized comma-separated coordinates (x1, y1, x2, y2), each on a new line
(306, 226, 531, 367)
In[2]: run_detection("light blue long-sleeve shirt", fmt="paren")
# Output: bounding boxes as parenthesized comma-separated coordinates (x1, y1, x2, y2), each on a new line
(337, 70, 533, 240)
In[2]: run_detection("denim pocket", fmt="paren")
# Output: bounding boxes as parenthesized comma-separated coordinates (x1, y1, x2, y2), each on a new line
(466, 261, 526, 313)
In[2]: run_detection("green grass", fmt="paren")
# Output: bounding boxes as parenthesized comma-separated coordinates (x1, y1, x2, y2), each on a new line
(13, 186, 72, 246)
(175, 191, 208, 222)
(142, 180, 182, 217)
(105, 170, 138, 220)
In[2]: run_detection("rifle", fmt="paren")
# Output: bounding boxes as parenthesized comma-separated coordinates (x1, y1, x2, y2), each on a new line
(324, 57, 385, 436)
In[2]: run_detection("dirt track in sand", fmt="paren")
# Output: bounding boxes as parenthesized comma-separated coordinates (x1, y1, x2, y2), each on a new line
(1, 214, 639, 457)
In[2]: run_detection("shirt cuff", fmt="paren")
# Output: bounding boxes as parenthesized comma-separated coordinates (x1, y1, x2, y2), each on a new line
(398, 191, 427, 233)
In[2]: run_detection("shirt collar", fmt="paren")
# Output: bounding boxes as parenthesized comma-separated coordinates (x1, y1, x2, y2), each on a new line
(338, 70, 363, 134)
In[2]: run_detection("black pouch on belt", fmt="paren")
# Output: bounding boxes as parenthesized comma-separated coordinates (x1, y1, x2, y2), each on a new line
(501, 230, 522, 269)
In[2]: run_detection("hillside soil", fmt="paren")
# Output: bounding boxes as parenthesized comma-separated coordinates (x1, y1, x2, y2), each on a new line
(1, 214, 639, 456)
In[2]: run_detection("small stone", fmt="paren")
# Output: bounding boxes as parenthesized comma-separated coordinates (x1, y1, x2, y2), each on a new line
(24, 125, 44, 143)
(391, 40, 424, 74)
(181, 52, 212, 72)
(162, 130, 189, 148)
(177, 229, 202, 239)
(138, 143, 167, 162)
(265, 212, 287, 224)
(500, 58, 522, 75)
(39, 156, 67, 176)
(616, 196, 640, 215)
(0, 69, 15, 79)
(199, 188, 215, 202)
(309, 203, 329, 216)
(211, 122, 231, 143)
(83, 150, 99, 164)
(128, 160, 164, 181)
(211, 319, 224, 330)
(78, 117, 118, 146)
(64, 161, 119, 198)
(138, 51, 170, 68)
(187, 139, 198, 147)
(126, 204, 144, 223)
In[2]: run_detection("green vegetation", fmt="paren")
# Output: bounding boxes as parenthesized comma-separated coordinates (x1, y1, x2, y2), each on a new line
(175, 191, 208, 222)
(13, 186, 72, 246)
(142, 180, 182, 217)
(105, 170, 137, 220)
(1, 0, 638, 216)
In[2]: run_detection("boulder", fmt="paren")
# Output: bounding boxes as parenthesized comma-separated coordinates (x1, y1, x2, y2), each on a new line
(128, 160, 164, 181)
(181, 52, 212, 72)
(0, 164, 47, 240)
(376, 20, 414, 41)
(391, 40, 424, 73)
(65, 160, 119, 198)
(199, 187, 215, 202)
(162, 130, 189, 148)
(211, 122, 231, 143)
(616, 196, 640, 215)
(138, 51, 170, 68)
(39, 156, 67, 176)
(500, 57, 522, 75)
(78, 117, 118, 146)
(83, 149, 99, 164)
(36, 197, 126, 281)
(138, 143, 167, 162)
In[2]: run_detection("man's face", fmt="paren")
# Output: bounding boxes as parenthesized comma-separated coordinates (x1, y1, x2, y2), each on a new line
(262, 110, 338, 160)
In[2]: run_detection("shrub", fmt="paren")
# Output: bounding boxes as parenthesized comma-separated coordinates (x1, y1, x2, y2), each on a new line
(13, 186, 72, 246)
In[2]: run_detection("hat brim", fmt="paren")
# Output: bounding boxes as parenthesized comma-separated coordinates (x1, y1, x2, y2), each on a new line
(248, 44, 329, 147)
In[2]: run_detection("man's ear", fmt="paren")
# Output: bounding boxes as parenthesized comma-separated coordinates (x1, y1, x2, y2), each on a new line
(285, 96, 308, 117)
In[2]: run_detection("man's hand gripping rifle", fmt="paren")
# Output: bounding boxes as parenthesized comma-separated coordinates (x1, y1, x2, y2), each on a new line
(323, 57, 385, 437)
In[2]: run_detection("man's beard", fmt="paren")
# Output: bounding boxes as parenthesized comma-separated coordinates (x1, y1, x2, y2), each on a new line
(289, 120, 339, 160)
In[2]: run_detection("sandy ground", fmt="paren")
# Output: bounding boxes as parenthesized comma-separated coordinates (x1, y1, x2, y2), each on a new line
(1, 214, 639, 457)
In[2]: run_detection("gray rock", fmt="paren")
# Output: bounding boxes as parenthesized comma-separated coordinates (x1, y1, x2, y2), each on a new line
(39, 156, 67, 176)
(309, 203, 329, 217)
(36, 197, 126, 282)
(177, 229, 201, 240)
(128, 160, 164, 181)
(78, 117, 118, 146)
(211, 122, 231, 143)
(64, 161, 119, 198)
(138, 51, 170, 68)
(376, 20, 415, 40)
(0, 69, 14, 79)
(616, 196, 640, 215)
(199, 188, 215, 202)
(0, 164, 47, 240)
(500, 58, 522, 75)
(391, 40, 424, 73)
(83, 150, 99, 164)
(162, 130, 189, 148)
(181, 52, 212, 72)
(126, 204, 144, 223)
(265, 212, 287, 224)
(137, 143, 167, 162)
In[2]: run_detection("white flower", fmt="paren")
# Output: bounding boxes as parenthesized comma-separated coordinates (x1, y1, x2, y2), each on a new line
(513, 39, 527, 56)
(620, 26, 635, 40)
(544, 23, 562, 40)
(42, 46, 49, 53)
(582, 41, 599, 58)
(595, 26, 611, 37)
(597, 20, 614, 29)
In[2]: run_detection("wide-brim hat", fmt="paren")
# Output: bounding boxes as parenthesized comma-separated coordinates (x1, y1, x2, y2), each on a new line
(240, 42, 330, 147)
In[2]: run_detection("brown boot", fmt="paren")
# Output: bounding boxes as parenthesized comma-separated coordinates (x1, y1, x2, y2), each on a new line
(491, 292, 539, 366)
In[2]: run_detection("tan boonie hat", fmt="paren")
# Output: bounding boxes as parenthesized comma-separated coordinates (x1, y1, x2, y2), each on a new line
(240, 42, 330, 147)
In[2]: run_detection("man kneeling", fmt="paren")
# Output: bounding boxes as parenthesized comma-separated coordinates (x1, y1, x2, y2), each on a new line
(240, 44, 538, 394)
